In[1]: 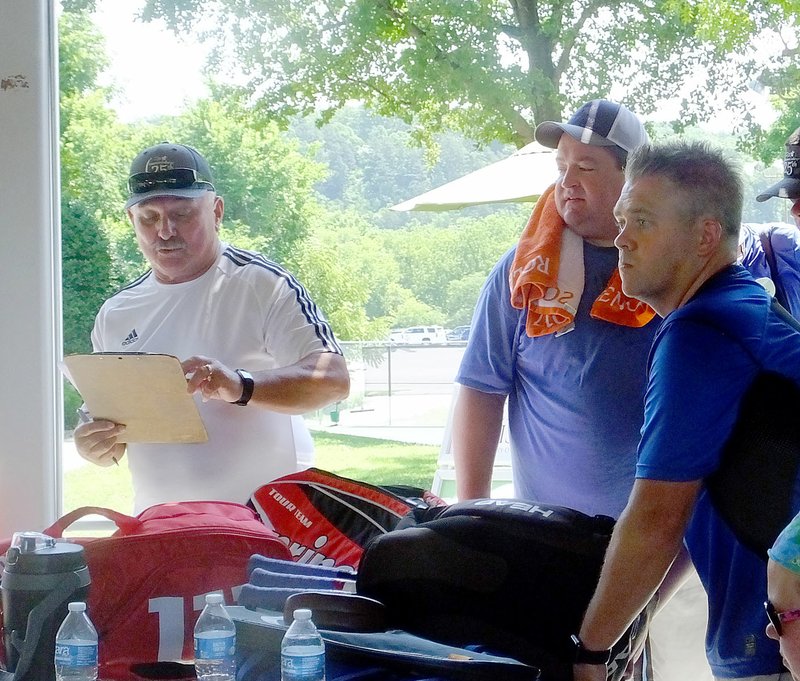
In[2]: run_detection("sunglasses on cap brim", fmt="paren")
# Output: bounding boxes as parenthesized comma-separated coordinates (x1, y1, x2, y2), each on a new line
(128, 168, 214, 195)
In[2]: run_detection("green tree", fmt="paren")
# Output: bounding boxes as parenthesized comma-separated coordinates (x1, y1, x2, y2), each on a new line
(59, 11, 128, 358)
(392, 298, 444, 328)
(141, 0, 795, 148)
(174, 94, 328, 266)
(59, 12, 133, 224)
(61, 195, 114, 357)
(59, 10, 107, 96)
(297, 210, 412, 340)
(290, 106, 518, 221)
(382, 209, 526, 312)
(446, 272, 490, 327)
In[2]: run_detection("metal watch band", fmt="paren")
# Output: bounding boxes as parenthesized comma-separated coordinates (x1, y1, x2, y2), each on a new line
(232, 369, 254, 406)
(570, 634, 612, 665)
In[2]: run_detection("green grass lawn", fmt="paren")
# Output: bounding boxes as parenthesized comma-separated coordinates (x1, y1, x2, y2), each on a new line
(63, 431, 440, 514)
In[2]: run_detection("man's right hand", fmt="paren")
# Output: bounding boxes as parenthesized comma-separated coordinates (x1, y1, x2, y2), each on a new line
(74, 419, 126, 467)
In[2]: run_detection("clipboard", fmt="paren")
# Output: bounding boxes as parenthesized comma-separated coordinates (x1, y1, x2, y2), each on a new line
(61, 353, 208, 444)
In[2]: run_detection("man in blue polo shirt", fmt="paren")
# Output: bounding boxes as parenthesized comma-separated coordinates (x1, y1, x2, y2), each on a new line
(574, 141, 800, 681)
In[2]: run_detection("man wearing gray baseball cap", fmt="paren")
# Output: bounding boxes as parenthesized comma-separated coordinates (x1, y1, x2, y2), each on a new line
(74, 141, 350, 512)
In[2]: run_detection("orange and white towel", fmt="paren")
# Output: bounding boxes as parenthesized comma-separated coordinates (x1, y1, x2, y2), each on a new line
(509, 184, 656, 337)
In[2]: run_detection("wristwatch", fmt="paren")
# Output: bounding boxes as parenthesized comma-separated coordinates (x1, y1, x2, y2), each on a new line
(570, 634, 613, 665)
(232, 369, 255, 406)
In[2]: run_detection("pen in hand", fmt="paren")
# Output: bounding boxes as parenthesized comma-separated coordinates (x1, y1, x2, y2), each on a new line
(76, 405, 119, 466)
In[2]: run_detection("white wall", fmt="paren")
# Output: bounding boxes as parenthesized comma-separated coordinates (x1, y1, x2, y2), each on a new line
(0, 0, 61, 537)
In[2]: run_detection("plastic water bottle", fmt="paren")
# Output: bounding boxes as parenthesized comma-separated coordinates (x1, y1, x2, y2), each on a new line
(54, 601, 98, 681)
(194, 593, 236, 681)
(281, 608, 326, 681)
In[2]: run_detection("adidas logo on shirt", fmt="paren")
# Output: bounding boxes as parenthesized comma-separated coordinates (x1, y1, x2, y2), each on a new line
(121, 329, 139, 347)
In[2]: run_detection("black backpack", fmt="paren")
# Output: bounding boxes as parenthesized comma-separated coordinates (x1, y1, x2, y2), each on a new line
(705, 298, 800, 560)
(706, 368, 800, 558)
(356, 499, 652, 681)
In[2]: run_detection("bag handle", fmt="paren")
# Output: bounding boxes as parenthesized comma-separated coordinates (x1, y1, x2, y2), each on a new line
(45, 506, 142, 537)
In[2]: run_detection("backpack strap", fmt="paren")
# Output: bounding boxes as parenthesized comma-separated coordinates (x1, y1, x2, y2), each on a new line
(759, 227, 789, 309)
(771, 294, 800, 332)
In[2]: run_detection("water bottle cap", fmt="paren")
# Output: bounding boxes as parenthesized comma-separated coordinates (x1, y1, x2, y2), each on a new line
(3, 533, 86, 576)
(11, 531, 56, 554)
(68, 601, 86, 612)
(205, 593, 224, 605)
(293, 608, 312, 621)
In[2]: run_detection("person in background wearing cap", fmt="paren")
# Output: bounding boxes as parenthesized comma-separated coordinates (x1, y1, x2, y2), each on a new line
(757, 126, 800, 228)
(73, 142, 350, 513)
(574, 140, 800, 681)
(737, 126, 800, 322)
(767, 513, 800, 680)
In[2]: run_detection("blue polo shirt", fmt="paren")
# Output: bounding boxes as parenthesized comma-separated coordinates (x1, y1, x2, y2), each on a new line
(637, 265, 800, 678)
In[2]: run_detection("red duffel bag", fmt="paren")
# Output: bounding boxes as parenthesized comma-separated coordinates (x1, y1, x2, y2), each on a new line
(3, 501, 291, 680)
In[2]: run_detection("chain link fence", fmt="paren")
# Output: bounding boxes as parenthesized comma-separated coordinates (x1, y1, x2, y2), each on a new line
(307, 342, 467, 437)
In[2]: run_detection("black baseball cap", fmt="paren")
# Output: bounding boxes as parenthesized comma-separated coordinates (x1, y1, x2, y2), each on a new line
(756, 127, 800, 202)
(534, 99, 648, 155)
(125, 142, 215, 209)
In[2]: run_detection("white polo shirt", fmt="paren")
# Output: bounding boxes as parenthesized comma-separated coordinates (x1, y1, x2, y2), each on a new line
(91, 243, 342, 512)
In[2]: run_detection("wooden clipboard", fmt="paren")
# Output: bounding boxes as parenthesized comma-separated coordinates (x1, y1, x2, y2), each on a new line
(62, 353, 208, 444)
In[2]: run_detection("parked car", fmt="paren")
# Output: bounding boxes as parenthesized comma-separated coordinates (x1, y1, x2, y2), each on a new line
(400, 326, 448, 344)
(446, 325, 471, 341)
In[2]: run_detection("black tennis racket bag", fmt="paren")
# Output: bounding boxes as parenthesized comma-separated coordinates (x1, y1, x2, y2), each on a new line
(356, 499, 651, 681)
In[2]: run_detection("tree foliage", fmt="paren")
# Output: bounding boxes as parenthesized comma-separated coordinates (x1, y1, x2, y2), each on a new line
(381, 210, 524, 323)
(140, 0, 797, 149)
(173, 94, 328, 266)
(61, 195, 113, 356)
(290, 106, 514, 221)
(57, 5, 798, 350)
(59, 12, 123, 356)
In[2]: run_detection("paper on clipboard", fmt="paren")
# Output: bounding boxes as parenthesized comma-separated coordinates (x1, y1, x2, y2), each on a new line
(61, 353, 208, 444)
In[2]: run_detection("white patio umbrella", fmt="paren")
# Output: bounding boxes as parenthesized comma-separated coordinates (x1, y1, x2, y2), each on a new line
(390, 141, 557, 211)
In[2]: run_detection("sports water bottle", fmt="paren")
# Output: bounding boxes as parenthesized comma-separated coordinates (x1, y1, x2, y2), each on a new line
(193, 593, 236, 681)
(53, 601, 98, 681)
(281, 608, 325, 681)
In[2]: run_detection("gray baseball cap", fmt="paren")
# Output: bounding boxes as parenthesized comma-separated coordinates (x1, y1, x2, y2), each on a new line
(125, 142, 215, 209)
